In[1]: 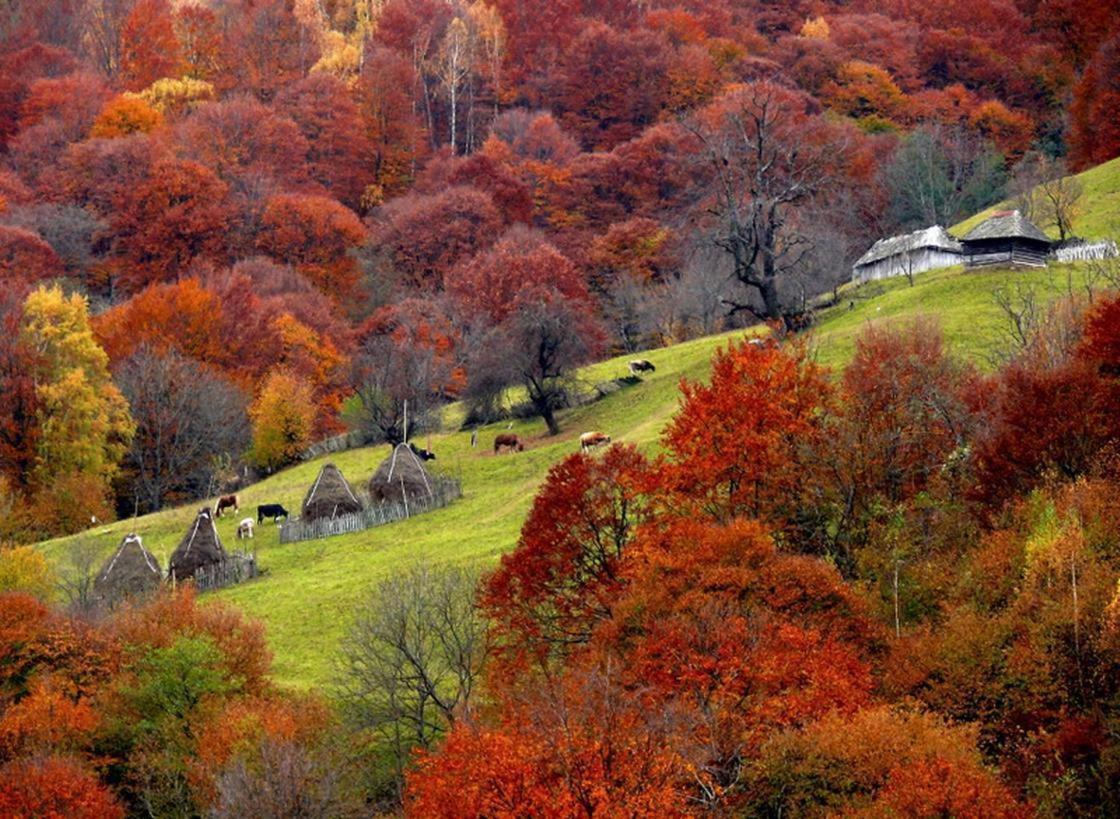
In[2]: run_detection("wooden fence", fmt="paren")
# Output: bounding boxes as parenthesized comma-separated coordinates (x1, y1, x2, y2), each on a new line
(278, 476, 463, 544)
(193, 552, 259, 592)
(1054, 240, 1118, 263)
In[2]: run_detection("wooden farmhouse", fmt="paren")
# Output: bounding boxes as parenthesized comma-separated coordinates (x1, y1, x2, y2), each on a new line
(960, 210, 1051, 268)
(851, 226, 962, 283)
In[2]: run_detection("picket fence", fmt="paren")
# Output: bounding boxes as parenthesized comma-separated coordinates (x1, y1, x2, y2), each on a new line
(278, 477, 463, 544)
(193, 552, 259, 592)
(1054, 240, 1118, 263)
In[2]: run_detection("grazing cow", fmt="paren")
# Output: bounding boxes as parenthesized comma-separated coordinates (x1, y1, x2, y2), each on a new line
(215, 494, 238, 517)
(494, 433, 524, 453)
(257, 503, 289, 524)
(580, 431, 611, 452)
(628, 359, 656, 375)
(237, 518, 255, 539)
(409, 441, 436, 461)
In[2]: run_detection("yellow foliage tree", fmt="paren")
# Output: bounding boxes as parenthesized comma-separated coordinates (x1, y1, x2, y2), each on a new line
(249, 371, 317, 471)
(0, 545, 55, 599)
(800, 16, 830, 40)
(138, 76, 215, 117)
(20, 286, 134, 530)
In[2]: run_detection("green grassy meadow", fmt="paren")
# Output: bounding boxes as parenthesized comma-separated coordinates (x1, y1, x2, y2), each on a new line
(952, 155, 1120, 239)
(37, 259, 1106, 689)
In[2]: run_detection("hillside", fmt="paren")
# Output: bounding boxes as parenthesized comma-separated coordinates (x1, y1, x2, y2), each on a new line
(952, 156, 1120, 239)
(38, 259, 1107, 689)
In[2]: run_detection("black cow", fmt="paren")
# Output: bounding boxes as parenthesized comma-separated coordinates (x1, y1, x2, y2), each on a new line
(409, 442, 436, 461)
(257, 503, 289, 524)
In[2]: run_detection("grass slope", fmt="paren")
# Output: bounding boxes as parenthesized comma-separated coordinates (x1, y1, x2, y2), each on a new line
(38, 261, 1103, 688)
(952, 156, 1120, 240)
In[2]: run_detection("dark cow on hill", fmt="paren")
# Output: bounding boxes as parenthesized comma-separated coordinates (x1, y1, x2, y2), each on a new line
(257, 503, 289, 524)
(409, 442, 436, 461)
(494, 433, 524, 453)
(580, 431, 611, 452)
(628, 359, 656, 375)
(215, 494, 238, 517)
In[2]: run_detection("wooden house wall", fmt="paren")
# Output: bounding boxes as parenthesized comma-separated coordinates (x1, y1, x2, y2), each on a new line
(852, 248, 962, 283)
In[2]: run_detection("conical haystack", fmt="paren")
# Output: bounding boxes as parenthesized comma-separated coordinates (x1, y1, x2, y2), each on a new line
(368, 443, 434, 506)
(302, 463, 363, 521)
(170, 507, 226, 582)
(95, 533, 161, 602)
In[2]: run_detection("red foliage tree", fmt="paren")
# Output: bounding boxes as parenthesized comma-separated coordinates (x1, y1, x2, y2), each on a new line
(660, 338, 830, 524)
(446, 226, 589, 324)
(483, 445, 652, 680)
(219, 0, 318, 100)
(0, 226, 64, 285)
(549, 21, 671, 150)
(357, 45, 428, 200)
(256, 193, 366, 300)
(873, 756, 1031, 818)
(0, 292, 41, 489)
(406, 671, 690, 817)
(276, 74, 372, 209)
(119, 0, 182, 91)
(372, 186, 503, 291)
(174, 96, 310, 195)
(0, 755, 124, 819)
(93, 278, 227, 368)
(1069, 30, 1120, 169)
(110, 587, 272, 696)
(111, 158, 231, 292)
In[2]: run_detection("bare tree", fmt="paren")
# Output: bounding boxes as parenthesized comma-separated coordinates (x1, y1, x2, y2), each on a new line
(58, 537, 103, 617)
(1038, 166, 1084, 243)
(504, 291, 602, 435)
(212, 740, 362, 819)
(1012, 153, 1084, 242)
(688, 82, 846, 325)
(334, 563, 489, 800)
(437, 16, 474, 154)
(115, 348, 250, 514)
(884, 124, 1006, 230)
(351, 312, 462, 444)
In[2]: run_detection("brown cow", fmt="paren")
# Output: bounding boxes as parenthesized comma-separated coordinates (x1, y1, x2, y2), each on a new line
(494, 433, 524, 453)
(215, 494, 238, 517)
(628, 359, 656, 374)
(579, 431, 611, 452)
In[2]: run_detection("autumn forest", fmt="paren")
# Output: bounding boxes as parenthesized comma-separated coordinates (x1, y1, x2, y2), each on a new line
(3, 0, 1120, 815)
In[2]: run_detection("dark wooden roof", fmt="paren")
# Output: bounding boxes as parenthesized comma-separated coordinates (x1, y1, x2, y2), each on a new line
(960, 211, 1051, 244)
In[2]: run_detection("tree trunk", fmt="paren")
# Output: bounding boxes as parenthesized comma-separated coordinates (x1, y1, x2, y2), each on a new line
(539, 402, 559, 436)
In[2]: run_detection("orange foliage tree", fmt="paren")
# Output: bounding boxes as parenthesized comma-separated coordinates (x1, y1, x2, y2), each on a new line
(660, 337, 830, 524)
(89, 94, 163, 138)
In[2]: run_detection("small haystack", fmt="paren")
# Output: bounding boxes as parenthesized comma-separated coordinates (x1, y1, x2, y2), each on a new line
(302, 462, 363, 520)
(368, 443, 434, 506)
(170, 507, 227, 582)
(95, 533, 161, 602)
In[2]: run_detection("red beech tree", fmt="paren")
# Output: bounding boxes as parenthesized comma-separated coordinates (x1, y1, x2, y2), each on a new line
(483, 445, 652, 679)
(111, 158, 231, 292)
(371, 186, 503, 291)
(661, 338, 830, 524)
(256, 193, 365, 299)
(0, 756, 124, 819)
(119, 0, 182, 91)
(446, 226, 589, 324)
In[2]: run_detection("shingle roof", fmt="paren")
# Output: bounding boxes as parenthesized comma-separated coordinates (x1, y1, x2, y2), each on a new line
(960, 210, 1051, 244)
(854, 225, 962, 268)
